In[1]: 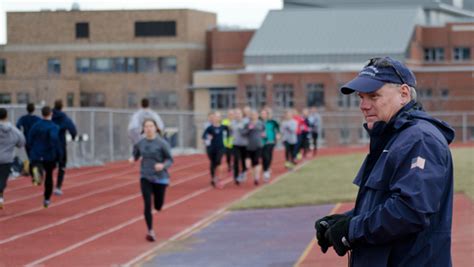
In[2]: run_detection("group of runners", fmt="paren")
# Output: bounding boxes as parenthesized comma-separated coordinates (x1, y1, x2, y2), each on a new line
(202, 106, 322, 188)
(1, 98, 322, 242)
(0, 100, 76, 209)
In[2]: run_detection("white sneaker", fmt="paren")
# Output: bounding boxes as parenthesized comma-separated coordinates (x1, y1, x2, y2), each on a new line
(146, 230, 156, 242)
(0, 197, 4, 209)
(54, 188, 63, 196)
(263, 171, 271, 182)
(240, 171, 247, 182)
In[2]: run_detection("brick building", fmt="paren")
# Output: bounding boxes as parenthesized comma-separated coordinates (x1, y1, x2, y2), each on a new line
(0, 9, 216, 109)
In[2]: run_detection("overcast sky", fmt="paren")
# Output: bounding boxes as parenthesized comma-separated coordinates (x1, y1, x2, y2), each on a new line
(0, 0, 283, 44)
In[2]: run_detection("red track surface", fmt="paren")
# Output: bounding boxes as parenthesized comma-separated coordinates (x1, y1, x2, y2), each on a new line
(1, 145, 471, 266)
(0, 150, 303, 266)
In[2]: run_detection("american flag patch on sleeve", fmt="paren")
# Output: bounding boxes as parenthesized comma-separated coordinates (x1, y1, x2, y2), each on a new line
(411, 156, 426, 170)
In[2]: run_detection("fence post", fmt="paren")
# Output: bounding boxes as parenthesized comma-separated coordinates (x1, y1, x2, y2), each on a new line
(462, 113, 467, 143)
(179, 113, 184, 152)
(109, 111, 114, 162)
(90, 111, 95, 161)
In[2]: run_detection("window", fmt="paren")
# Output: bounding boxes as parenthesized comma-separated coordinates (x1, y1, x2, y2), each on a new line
(273, 83, 294, 108)
(47, 58, 61, 74)
(0, 93, 11, 104)
(80, 93, 105, 107)
(17, 92, 29, 104)
(148, 91, 178, 109)
(424, 48, 445, 62)
(159, 56, 177, 73)
(137, 57, 158, 73)
(418, 88, 433, 99)
(210, 88, 236, 110)
(126, 58, 136, 72)
(76, 58, 91, 73)
(76, 22, 89, 39)
(246, 85, 266, 109)
(453, 47, 471, 61)
(91, 58, 113, 73)
(306, 83, 325, 107)
(0, 59, 5, 74)
(127, 93, 137, 108)
(441, 89, 449, 99)
(339, 128, 350, 144)
(338, 92, 359, 109)
(135, 21, 176, 37)
(67, 93, 74, 107)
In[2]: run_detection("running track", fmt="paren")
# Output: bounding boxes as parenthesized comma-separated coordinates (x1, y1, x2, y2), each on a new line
(1, 149, 327, 267)
(0, 145, 470, 266)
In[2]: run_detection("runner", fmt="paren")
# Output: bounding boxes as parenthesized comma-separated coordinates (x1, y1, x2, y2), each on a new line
(281, 109, 298, 169)
(202, 112, 230, 188)
(129, 118, 173, 242)
(231, 109, 249, 184)
(28, 106, 62, 208)
(260, 108, 280, 182)
(221, 109, 235, 172)
(0, 108, 26, 209)
(52, 99, 77, 196)
(16, 103, 40, 175)
(245, 110, 265, 185)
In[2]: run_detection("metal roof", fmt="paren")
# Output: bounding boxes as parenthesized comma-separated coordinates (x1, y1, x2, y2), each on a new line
(244, 7, 425, 65)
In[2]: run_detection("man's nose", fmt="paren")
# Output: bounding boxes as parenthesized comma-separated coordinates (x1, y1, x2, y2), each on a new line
(359, 98, 370, 110)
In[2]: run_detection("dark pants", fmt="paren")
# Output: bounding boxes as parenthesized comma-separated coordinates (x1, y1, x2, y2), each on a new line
(32, 161, 56, 201)
(312, 132, 319, 154)
(140, 179, 167, 231)
(233, 145, 248, 179)
(0, 163, 12, 195)
(57, 146, 67, 189)
(300, 133, 310, 157)
(208, 148, 224, 178)
(262, 144, 275, 172)
(225, 147, 233, 171)
(284, 142, 296, 163)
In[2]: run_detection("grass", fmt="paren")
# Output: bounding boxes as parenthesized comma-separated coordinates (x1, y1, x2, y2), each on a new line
(231, 147, 474, 210)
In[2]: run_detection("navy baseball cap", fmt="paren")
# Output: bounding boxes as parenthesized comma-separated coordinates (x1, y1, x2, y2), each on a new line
(340, 57, 417, 94)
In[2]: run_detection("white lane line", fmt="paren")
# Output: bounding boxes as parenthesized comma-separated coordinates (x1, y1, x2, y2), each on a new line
(24, 185, 215, 267)
(125, 157, 305, 266)
(0, 170, 208, 243)
(5, 159, 207, 204)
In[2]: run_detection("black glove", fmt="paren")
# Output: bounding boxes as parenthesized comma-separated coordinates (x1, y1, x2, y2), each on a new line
(324, 215, 352, 256)
(314, 214, 347, 253)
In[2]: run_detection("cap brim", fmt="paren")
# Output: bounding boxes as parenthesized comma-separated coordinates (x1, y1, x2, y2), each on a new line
(340, 77, 385, 94)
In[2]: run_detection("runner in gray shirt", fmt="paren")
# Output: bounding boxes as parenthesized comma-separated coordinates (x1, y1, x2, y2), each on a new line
(130, 118, 173, 242)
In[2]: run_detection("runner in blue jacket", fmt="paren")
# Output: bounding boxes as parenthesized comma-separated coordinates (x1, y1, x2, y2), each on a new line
(315, 57, 455, 266)
(52, 100, 77, 196)
(28, 106, 62, 208)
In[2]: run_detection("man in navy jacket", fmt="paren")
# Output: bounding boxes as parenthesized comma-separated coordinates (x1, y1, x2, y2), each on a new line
(52, 100, 77, 196)
(314, 57, 455, 266)
(28, 106, 62, 208)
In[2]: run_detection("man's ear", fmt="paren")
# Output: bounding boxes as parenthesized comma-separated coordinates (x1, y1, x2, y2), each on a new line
(400, 84, 411, 104)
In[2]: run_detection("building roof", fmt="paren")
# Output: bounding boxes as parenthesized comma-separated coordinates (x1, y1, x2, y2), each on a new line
(244, 7, 425, 65)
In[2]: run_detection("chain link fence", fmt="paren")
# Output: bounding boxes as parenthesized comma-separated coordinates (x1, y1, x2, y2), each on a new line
(1, 105, 473, 167)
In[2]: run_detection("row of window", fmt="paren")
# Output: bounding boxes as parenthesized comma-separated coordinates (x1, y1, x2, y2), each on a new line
(210, 83, 325, 110)
(75, 21, 176, 39)
(0, 92, 74, 106)
(423, 47, 471, 62)
(1, 57, 178, 75)
(0, 91, 177, 109)
(76, 57, 177, 74)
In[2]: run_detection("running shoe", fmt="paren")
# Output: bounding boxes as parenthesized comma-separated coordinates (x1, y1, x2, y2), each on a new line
(43, 200, 50, 208)
(0, 197, 4, 210)
(32, 166, 42, 186)
(263, 171, 271, 182)
(146, 231, 156, 242)
(54, 188, 63, 196)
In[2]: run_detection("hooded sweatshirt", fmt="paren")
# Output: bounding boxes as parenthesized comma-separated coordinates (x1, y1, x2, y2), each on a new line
(52, 109, 77, 149)
(0, 121, 26, 164)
